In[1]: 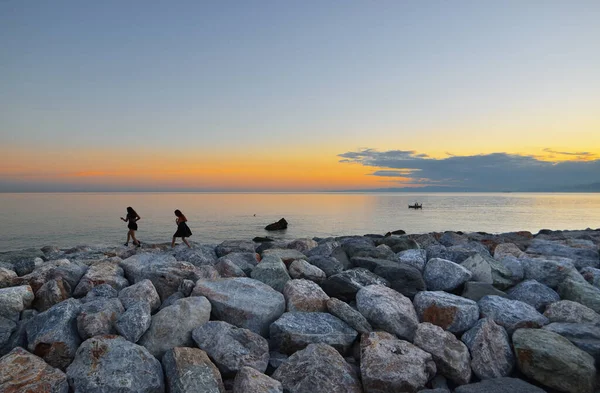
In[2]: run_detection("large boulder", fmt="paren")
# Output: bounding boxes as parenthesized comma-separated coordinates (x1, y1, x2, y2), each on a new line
(0, 267, 17, 288)
(138, 296, 211, 360)
(493, 243, 526, 259)
(461, 281, 507, 302)
(558, 278, 600, 314)
(13, 259, 87, 294)
(192, 320, 269, 376)
(0, 248, 45, 273)
(526, 239, 599, 269)
(116, 301, 152, 343)
(283, 279, 329, 312)
(33, 277, 72, 312)
(250, 255, 291, 292)
(261, 249, 307, 266)
(478, 295, 549, 334)
(214, 258, 247, 278)
(0, 346, 69, 393)
(73, 262, 129, 297)
(215, 240, 256, 257)
(414, 323, 471, 385)
(305, 241, 339, 258)
(306, 256, 344, 277)
(397, 249, 427, 272)
(288, 259, 326, 283)
(0, 285, 34, 321)
(0, 316, 16, 349)
(513, 328, 595, 393)
(496, 256, 524, 282)
(326, 297, 372, 334)
(413, 291, 479, 334)
(521, 257, 582, 289)
(26, 298, 82, 370)
(356, 285, 418, 341)
(507, 279, 560, 312)
(361, 331, 436, 393)
(81, 283, 118, 303)
(270, 312, 357, 355)
(162, 347, 225, 393)
(66, 335, 164, 393)
(173, 245, 218, 267)
(543, 322, 600, 362)
(372, 263, 426, 299)
(454, 377, 545, 393)
(265, 218, 288, 231)
(543, 300, 600, 325)
(461, 318, 514, 380)
(423, 258, 472, 291)
(460, 254, 513, 289)
(233, 366, 282, 393)
(118, 279, 161, 312)
(376, 236, 419, 253)
(216, 252, 258, 276)
(192, 278, 285, 337)
(287, 238, 318, 254)
(271, 343, 362, 393)
(320, 268, 388, 301)
(76, 298, 124, 340)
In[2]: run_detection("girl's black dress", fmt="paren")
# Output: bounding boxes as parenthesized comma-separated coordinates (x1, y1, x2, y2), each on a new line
(127, 214, 138, 231)
(174, 221, 192, 238)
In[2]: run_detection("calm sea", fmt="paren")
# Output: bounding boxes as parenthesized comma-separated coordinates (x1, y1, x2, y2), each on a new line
(0, 192, 599, 251)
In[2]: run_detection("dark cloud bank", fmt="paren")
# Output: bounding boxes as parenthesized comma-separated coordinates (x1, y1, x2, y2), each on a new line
(338, 149, 600, 192)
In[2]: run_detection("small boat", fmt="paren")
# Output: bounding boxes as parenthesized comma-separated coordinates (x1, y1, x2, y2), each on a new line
(408, 203, 423, 209)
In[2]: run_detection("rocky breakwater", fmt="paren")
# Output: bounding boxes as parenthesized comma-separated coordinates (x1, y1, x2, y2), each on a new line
(0, 228, 599, 393)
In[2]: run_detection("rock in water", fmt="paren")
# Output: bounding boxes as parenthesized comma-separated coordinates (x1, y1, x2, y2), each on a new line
(66, 335, 165, 393)
(413, 323, 471, 385)
(361, 331, 436, 393)
(0, 347, 69, 393)
(413, 291, 479, 334)
(478, 295, 549, 334)
(270, 312, 357, 355)
(453, 377, 545, 393)
(506, 279, 560, 312)
(356, 285, 419, 341)
(271, 343, 362, 393)
(423, 258, 472, 291)
(461, 318, 514, 380)
(513, 328, 595, 393)
(543, 300, 600, 325)
(233, 366, 282, 393)
(192, 320, 269, 376)
(138, 296, 211, 359)
(265, 218, 288, 231)
(320, 268, 389, 301)
(283, 279, 329, 312)
(250, 255, 291, 292)
(192, 277, 285, 337)
(26, 298, 82, 370)
(76, 298, 124, 340)
(162, 347, 225, 393)
(116, 301, 152, 343)
(326, 297, 373, 334)
(118, 279, 161, 312)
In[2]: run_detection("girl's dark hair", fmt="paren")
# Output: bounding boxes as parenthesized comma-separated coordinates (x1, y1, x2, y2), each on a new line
(174, 209, 183, 217)
(127, 207, 137, 217)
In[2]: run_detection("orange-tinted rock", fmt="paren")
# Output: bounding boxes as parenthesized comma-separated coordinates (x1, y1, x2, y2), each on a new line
(0, 347, 68, 393)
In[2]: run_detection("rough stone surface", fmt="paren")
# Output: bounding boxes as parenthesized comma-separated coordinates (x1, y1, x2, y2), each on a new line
(13, 259, 86, 294)
(214, 258, 246, 277)
(423, 258, 472, 291)
(271, 343, 363, 393)
(192, 277, 285, 337)
(460, 254, 513, 289)
(326, 297, 372, 334)
(305, 241, 340, 258)
(527, 238, 599, 269)
(478, 295, 549, 334)
(76, 298, 124, 340)
(270, 312, 357, 355)
(33, 278, 72, 312)
(287, 238, 319, 254)
(306, 256, 344, 277)
(397, 249, 427, 272)
(361, 331, 436, 393)
(507, 279, 560, 312)
(115, 301, 152, 343)
(118, 279, 161, 312)
(0, 285, 35, 321)
(216, 252, 258, 276)
(543, 300, 600, 324)
(73, 262, 129, 297)
(26, 298, 82, 370)
(320, 268, 389, 301)
(494, 243, 526, 259)
(162, 347, 225, 393)
(288, 259, 326, 283)
(80, 284, 118, 303)
(413, 291, 479, 334)
(521, 257, 582, 289)
(215, 240, 256, 257)
(0, 346, 69, 393)
(461, 281, 507, 302)
(192, 320, 269, 376)
(461, 318, 514, 380)
(356, 285, 419, 341)
(581, 267, 600, 289)
(372, 263, 426, 299)
(283, 279, 329, 312)
(233, 366, 283, 393)
(376, 236, 420, 253)
(558, 278, 600, 314)
(543, 322, 600, 362)
(261, 249, 307, 266)
(0, 267, 17, 288)
(453, 377, 546, 393)
(513, 328, 596, 393)
(250, 255, 291, 292)
(173, 245, 218, 267)
(66, 335, 165, 393)
(413, 323, 471, 385)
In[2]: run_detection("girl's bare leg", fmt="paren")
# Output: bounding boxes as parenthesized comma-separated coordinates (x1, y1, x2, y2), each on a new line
(131, 231, 139, 245)
(171, 237, 176, 248)
(126, 231, 131, 244)
(182, 238, 191, 248)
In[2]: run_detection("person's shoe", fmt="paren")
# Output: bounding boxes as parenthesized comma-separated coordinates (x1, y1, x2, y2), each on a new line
(124, 242, 129, 246)
(136, 241, 141, 248)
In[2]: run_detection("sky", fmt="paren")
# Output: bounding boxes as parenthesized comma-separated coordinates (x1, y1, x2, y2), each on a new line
(1, 1, 599, 192)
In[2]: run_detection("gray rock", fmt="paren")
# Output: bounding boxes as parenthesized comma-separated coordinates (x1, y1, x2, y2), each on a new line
(173, 245, 218, 266)
(283, 279, 329, 312)
(217, 252, 259, 276)
(270, 312, 357, 355)
(0, 267, 17, 288)
(373, 263, 426, 299)
(521, 257, 582, 289)
(413, 291, 479, 334)
(261, 249, 307, 266)
(527, 238, 599, 269)
(233, 366, 282, 393)
(0, 248, 45, 269)
(118, 279, 161, 312)
(513, 328, 595, 393)
(178, 279, 195, 296)
(138, 296, 211, 359)
(305, 241, 339, 258)
(461, 318, 514, 380)
(214, 258, 247, 277)
(66, 335, 164, 393)
(14, 259, 86, 294)
(581, 266, 600, 288)
(478, 295, 549, 335)
(0, 316, 29, 357)
(272, 343, 362, 393)
(250, 255, 291, 292)
(558, 278, 600, 314)
(33, 278, 72, 312)
(460, 254, 513, 289)
(192, 277, 285, 337)
(268, 351, 288, 369)
(454, 377, 545, 393)
(162, 347, 225, 393)
(331, 246, 352, 270)
(361, 331, 436, 393)
(0, 315, 16, 348)
(192, 320, 269, 376)
(288, 259, 326, 283)
(80, 283, 118, 303)
(0, 285, 34, 321)
(507, 279, 559, 312)
(320, 268, 389, 301)
(494, 243, 526, 259)
(77, 298, 124, 340)
(356, 284, 419, 341)
(14, 258, 36, 276)
(326, 297, 372, 334)
(397, 249, 427, 272)
(496, 256, 525, 282)
(423, 258, 472, 291)
(306, 256, 344, 277)
(376, 236, 420, 253)
(287, 238, 318, 253)
(116, 301, 152, 343)
(159, 291, 185, 310)
(195, 265, 221, 280)
(413, 322, 471, 385)
(426, 244, 478, 264)
(544, 300, 600, 324)
(543, 322, 600, 362)
(26, 298, 82, 370)
(0, 346, 68, 393)
(461, 281, 507, 302)
(215, 240, 256, 257)
(73, 262, 129, 297)
(439, 231, 469, 247)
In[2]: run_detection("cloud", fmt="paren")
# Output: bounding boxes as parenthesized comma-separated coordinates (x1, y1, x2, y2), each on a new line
(338, 148, 600, 191)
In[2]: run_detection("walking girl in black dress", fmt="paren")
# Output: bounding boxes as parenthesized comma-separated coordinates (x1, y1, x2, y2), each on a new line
(120, 206, 141, 247)
(172, 209, 192, 248)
